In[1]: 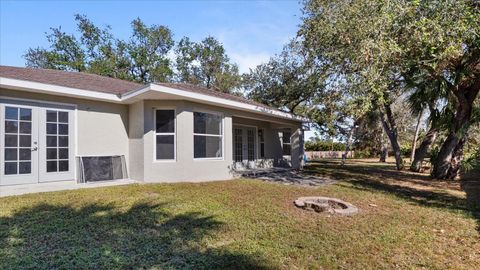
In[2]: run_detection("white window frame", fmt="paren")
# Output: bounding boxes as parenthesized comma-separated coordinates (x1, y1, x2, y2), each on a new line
(45, 108, 71, 173)
(153, 108, 176, 162)
(258, 128, 265, 159)
(193, 110, 224, 161)
(282, 130, 292, 157)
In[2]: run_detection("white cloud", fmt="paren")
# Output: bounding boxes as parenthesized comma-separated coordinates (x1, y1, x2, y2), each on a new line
(229, 52, 271, 73)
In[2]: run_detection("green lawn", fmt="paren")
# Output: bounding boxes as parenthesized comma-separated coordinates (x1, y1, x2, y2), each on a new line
(1, 160, 479, 269)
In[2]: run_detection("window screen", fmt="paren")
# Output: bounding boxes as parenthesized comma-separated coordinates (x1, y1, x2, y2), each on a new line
(155, 110, 175, 160)
(282, 130, 292, 156)
(193, 112, 223, 158)
(259, 129, 265, 158)
(78, 155, 127, 182)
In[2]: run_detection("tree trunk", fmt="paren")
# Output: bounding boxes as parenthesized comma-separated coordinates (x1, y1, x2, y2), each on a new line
(446, 137, 466, 179)
(433, 78, 480, 179)
(410, 110, 423, 162)
(380, 104, 403, 170)
(342, 125, 355, 165)
(410, 126, 438, 172)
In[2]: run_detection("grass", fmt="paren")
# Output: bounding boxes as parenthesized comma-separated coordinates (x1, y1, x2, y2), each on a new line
(1, 160, 479, 269)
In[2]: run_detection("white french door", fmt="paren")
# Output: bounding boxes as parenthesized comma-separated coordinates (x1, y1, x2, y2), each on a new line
(0, 100, 75, 185)
(233, 126, 256, 170)
(0, 104, 38, 185)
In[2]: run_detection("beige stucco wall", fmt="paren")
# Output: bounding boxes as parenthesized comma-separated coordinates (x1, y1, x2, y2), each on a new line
(138, 100, 234, 182)
(1, 88, 303, 183)
(0, 88, 130, 179)
(136, 100, 303, 182)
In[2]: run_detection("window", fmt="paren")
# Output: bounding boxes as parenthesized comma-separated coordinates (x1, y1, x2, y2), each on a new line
(4, 106, 32, 175)
(234, 128, 243, 162)
(282, 130, 291, 156)
(46, 110, 70, 172)
(258, 129, 265, 158)
(155, 110, 175, 160)
(194, 112, 223, 159)
(247, 129, 255, 161)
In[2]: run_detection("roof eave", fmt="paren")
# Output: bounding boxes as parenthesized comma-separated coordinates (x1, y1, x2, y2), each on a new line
(0, 77, 123, 103)
(121, 83, 306, 122)
(0, 78, 306, 123)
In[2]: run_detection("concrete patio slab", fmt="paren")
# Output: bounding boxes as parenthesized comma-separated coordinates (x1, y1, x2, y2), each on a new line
(0, 179, 138, 197)
(242, 169, 336, 187)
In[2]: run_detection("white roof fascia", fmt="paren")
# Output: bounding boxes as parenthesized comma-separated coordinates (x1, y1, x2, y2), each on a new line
(0, 77, 122, 102)
(121, 83, 305, 122)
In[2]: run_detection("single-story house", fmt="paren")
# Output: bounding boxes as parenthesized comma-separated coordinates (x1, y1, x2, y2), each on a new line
(0, 66, 305, 186)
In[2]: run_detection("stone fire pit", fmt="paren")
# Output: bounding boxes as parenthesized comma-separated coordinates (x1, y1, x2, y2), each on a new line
(294, 196, 358, 216)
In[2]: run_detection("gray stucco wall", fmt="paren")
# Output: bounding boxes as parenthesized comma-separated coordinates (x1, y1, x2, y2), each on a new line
(1, 88, 303, 183)
(0, 89, 130, 181)
(134, 100, 303, 182)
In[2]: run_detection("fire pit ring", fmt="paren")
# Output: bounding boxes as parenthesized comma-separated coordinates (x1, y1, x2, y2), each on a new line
(294, 196, 358, 216)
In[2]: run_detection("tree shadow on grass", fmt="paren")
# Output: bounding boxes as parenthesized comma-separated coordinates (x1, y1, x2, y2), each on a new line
(306, 161, 480, 233)
(0, 202, 271, 269)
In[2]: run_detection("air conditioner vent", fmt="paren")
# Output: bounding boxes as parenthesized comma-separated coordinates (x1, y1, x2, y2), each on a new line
(77, 155, 127, 183)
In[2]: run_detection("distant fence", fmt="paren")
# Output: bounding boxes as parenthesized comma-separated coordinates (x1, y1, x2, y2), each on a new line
(306, 151, 354, 160)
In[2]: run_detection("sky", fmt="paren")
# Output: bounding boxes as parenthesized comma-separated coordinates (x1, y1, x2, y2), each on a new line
(0, 0, 302, 73)
(0, 0, 316, 140)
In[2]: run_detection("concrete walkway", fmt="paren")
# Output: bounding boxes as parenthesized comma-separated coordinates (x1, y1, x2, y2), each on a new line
(0, 179, 138, 197)
(241, 169, 336, 187)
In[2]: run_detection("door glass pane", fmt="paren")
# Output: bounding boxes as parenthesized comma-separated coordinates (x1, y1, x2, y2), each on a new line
(19, 108, 32, 121)
(5, 121, 18, 133)
(234, 128, 243, 162)
(47, 148, 57, 159)
(58, 124, 68, 135)
(19, 149, 31, 160)
(47, 110, 57, 122)
(5, 135, 18, 147)
(247, 129, 255, 161)
(58, 136, 68, 147)
(19, 162, 31, 174)
(47, 123, 57, 134)
(59, 161, 69, 172)
(4, 106, 32, 175)
(19, 135, 31, 147)
(58, 148, 68, 159)
(45, 110, 69, 173)
(19, 122, 31, 134)
(47, 161, 57, 172)
(5, 107, 18, 120)
(47, 136, 57, 147)
(5, 162, 17, 175)
(5, 149, 17, 161)
(58, 112, 68, 123)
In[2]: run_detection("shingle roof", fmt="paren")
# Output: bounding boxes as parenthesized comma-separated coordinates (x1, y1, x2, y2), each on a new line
(0, 65, 281, 113)
(155, 82, 275, 110)
(0, 65, 143, 95)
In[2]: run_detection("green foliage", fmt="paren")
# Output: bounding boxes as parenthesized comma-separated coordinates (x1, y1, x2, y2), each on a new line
(175, 36, 242, 93)
(461, 153, 479, 173)
(353, 150, 374, 159)
(244, 41, 320, 113)
(300, 0, 480, 174)
(25, 15, 174, 83)
(305, 140, 346, 151)
(400, 143, 413, 158)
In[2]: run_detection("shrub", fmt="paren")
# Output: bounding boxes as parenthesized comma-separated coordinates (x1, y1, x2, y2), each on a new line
(305, 140, 346, 151)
